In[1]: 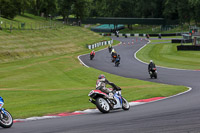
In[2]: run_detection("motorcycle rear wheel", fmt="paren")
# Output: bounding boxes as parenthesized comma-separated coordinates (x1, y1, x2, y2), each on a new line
(154, 73, 157, 79)
(122, 97, 130, 110)
(96, 97, 110, 113)
(0, 110, 13, 128)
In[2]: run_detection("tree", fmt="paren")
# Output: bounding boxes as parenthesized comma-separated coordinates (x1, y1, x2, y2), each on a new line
(95, 0, 122, 17)
(163, 0, 178, 20)
(0, 0, 18, 19)
(189, 0, 200, 25)
(57, 0, 73, 23)
(177, 0, 193, 25)
(29, 0, 45, 16)
(13, 0, 31, 15)
(72, 0, 92, 20)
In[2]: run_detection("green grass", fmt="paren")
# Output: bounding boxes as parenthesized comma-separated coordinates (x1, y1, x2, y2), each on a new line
(137, 40, 200, 70)
(0, 13, 62, 30)
(0, 25, 110, 63)
(149, 39, 171, 43)
(0, 14, 188, 119)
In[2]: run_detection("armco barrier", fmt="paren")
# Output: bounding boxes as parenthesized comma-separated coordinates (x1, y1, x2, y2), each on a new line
(86, 39, 113, 49)
(100, 33, 185, 37)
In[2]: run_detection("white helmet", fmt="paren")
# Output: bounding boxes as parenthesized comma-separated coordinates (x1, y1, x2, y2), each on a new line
(150, 60, 153, 63)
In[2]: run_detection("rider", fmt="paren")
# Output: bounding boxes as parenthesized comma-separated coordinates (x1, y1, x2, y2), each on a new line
(90, 50, 95, 56)
(148, 60, 156, 74)
(115, 54, 120, 64)
(111, 48, 115, 56)
(96, 74, 114, 99)
(111, 49, 117, 62)
(108, 45, 112, 53)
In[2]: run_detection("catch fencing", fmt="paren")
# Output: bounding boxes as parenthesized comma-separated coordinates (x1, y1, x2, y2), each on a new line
(0, 20, 64, 31)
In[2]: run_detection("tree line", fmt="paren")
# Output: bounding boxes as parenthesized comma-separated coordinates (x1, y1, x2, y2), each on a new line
(0, 0, 200, 25)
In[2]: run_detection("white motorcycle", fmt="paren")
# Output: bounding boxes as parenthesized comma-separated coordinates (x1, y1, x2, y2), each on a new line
(88, 83, 130, 113)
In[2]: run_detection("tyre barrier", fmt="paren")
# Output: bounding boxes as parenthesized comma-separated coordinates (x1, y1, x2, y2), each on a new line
(177, 45, 200, 51)
(86, 39, 113, 49)
(172, 39, 192, 43)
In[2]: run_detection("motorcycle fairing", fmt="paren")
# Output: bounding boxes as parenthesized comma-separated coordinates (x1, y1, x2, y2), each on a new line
(0, 108, 7, 116)
(88, 90, 108, 97)
(0, 102, 4, 109)
(113, 92, 123, 109)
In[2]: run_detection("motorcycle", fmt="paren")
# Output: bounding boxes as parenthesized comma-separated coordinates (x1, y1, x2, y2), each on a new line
(88, 83, 130, 113)
(115, 59, 120, 67)
(108, 47, 112, 53)
(149, 68, 157, 79)
(0, 97, 13, 128)
(112, 55, 117, 62)
(90, 54, 94, 60)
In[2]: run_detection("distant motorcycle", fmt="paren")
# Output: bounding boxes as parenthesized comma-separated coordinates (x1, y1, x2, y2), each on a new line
(115, 58, 120, 67)
(90, 54, 94, 60)
(112, 55, 117, 62)
(149, 68, 157, 79)
(0, 97, 13, 128)
(108, 47, 112, 53)
(88, 83, 130, 113)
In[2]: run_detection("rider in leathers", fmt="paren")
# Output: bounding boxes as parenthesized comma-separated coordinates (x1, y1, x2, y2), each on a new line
(96, 74, 114, 99)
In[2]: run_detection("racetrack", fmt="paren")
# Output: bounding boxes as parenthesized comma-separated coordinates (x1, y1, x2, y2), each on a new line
(2, 37, 200, 133)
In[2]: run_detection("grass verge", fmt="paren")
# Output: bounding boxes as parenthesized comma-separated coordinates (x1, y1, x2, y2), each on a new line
(136, 40, 200, 70)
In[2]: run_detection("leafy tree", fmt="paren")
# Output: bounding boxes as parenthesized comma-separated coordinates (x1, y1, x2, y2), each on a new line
(29, 0, 45, 16)
(13, 0, 31, 15)
(177, 0, 193, 25)
(95, 0, 122, 17)
(57, 0, 73, 23)
(135, 0, 160, 18)
(0, 0, 18, 19)
(163, 0, 178, 20)
(72, 0, 92, 20)
(189, 0, 200, 25)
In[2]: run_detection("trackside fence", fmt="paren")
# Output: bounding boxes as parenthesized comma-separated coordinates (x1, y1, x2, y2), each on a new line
(0, 20, 64, 31)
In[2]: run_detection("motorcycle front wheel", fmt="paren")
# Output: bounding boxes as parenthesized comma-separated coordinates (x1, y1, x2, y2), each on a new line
(0, 109, 13, 128)
(122, 97, 130, 110)
(96, 97, 110, 113)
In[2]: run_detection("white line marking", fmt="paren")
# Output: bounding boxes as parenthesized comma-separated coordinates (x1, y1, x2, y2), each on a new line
(78, 54, 90, 68)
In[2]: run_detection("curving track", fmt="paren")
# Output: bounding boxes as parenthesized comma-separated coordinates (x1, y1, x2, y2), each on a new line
(2, 37, 200, 133)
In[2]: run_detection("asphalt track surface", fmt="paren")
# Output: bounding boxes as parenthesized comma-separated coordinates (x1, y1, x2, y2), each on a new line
(2, 37, 200, 133)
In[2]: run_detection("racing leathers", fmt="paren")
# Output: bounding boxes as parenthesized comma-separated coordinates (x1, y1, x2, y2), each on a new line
(96, 78, 114, 99)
